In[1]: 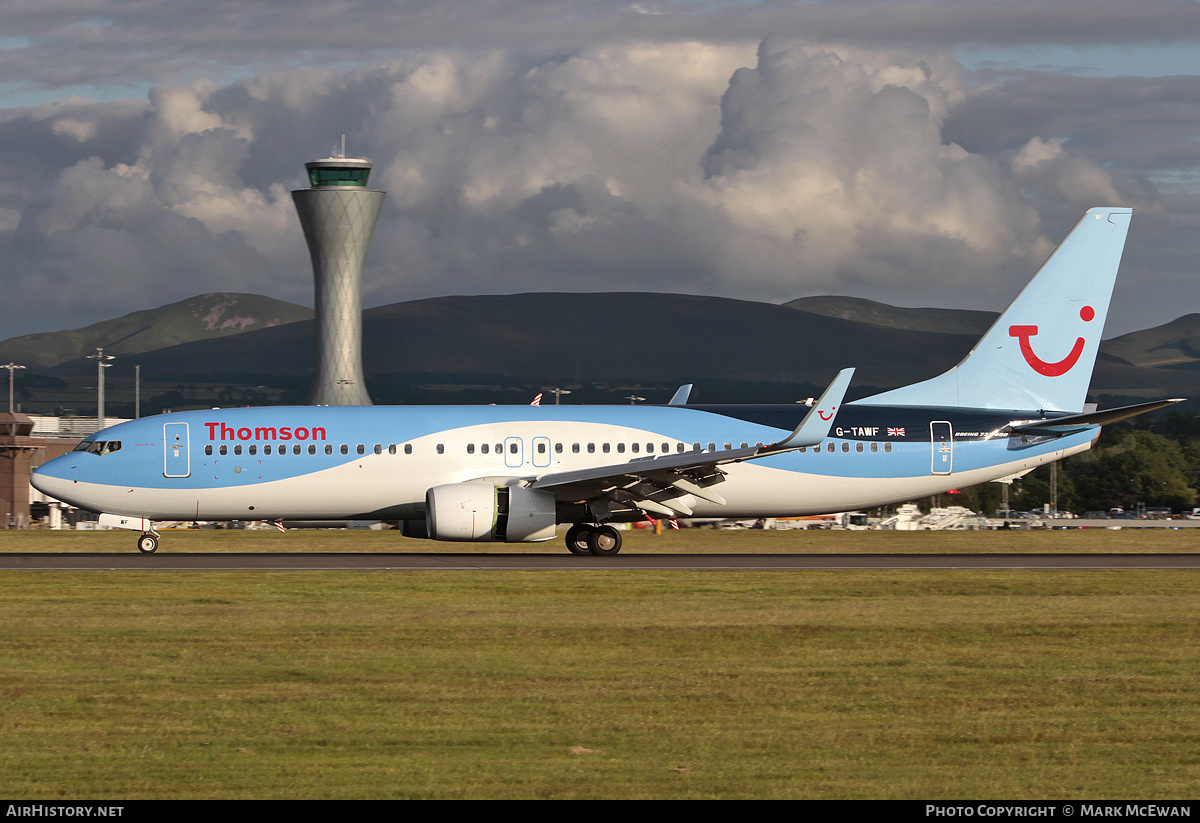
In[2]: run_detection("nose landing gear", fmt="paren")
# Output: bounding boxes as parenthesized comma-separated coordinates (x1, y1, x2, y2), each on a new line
(137, 532, 159, 554)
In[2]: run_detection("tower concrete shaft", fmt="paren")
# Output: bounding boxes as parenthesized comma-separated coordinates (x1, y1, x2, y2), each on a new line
(292, 156, 384, 405)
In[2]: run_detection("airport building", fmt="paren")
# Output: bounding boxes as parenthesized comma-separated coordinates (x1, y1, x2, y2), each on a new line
(2, 414, 104, 528)
(292, 153, 385, 406)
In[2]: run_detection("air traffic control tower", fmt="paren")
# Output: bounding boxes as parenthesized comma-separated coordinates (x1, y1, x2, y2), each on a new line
(292, 153, 384, 405)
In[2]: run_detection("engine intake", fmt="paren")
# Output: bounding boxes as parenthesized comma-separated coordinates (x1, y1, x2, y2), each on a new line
(425, 483, 557, 542)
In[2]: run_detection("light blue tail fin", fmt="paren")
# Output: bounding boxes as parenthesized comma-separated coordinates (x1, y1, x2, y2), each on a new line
(859, 207, 1132, 412)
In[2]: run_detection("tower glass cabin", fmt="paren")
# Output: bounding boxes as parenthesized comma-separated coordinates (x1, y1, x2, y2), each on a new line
(292, 156, 385, 406)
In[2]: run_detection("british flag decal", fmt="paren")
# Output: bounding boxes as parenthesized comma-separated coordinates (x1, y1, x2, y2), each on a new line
(887, 427, 906, 437)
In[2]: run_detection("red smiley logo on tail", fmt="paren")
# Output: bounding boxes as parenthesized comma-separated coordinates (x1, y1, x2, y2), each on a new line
(818, 407, 835, 421)
(1008, 306, 1094, 377)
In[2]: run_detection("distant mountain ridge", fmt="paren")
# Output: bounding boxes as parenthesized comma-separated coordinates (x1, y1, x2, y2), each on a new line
(4, 291, 1199, 403)
(1101, 314, 1200, 368)
(0, 293, 312, 369)
(784, 295, 997, 336)
(64, 292, 974, 392)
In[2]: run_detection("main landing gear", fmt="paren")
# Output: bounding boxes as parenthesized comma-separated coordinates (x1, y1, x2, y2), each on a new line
(137, 532, 159, 554)
(565, 523, 623, 556)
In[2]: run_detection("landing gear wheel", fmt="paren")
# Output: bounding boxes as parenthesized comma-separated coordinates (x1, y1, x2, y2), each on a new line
(137, 533, 159, 554)
(565, 524, 592, 555)
(587, 525, 622, 556)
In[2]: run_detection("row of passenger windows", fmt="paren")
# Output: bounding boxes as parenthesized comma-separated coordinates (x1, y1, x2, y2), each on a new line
(205, 443, 414, 457)
(801, 442, 893, 453)
(203, 439, 894, 457)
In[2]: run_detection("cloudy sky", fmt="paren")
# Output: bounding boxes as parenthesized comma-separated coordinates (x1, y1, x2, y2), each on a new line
(2, 0, 1200, 340)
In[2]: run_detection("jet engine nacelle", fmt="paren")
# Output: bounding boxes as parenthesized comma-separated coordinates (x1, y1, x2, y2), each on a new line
(425, 483, 557, 543)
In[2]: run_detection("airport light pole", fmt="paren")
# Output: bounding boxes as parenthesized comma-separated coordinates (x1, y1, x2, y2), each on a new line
(1, 362, 25, 414)
(626, 395, 645, 405)
(549, 388, 571, 405)
(86, 348, 114, 429)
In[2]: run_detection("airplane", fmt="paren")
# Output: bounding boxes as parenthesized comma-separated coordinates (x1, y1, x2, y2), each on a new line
(31, 207, 1181, 555)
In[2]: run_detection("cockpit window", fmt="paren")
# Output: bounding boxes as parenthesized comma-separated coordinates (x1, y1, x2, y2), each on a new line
(73, 440, 122, 455)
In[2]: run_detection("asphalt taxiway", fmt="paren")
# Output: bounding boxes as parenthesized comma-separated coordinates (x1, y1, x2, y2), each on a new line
(2, 553, 1199, 570)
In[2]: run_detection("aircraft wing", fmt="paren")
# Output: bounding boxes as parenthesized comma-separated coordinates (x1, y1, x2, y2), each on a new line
(528, 369, 854, 516)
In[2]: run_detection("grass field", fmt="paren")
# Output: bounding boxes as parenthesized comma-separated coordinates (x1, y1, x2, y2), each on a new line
(1, 529, 1199, 799)
(4, 523, 1200, 553)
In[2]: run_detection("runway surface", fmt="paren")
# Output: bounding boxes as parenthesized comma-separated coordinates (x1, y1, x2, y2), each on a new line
(2, 553, 1200, 570)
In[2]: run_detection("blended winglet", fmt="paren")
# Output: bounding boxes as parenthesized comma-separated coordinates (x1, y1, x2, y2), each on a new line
(758, 368, 854, 454)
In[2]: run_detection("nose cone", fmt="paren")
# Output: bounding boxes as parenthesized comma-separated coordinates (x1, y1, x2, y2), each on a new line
(31, 458, 83, 508)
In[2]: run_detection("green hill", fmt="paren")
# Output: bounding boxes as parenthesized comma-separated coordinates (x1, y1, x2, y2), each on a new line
(1101, 314, 1200, 368)
(0, 293, 312, 369)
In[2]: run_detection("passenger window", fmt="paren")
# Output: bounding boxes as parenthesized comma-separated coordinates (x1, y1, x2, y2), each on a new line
(602, 443, 610, 453)
(205, 445, 213, 456)
(219, 445, 228, 456)
(357, 444, 365, 455)
(405, 444, 413, 455)
(870, 442, 878, 453)
(437, 444, 445, 455)
(467, 443, 475, 454)
(841, 442, 849, 453)
(537, 442, 546, 454)
(324, 444, 332, 455)
(884, 442, 892, 453)
(555, 443, 563, 454)
(340, 444, 349, 455)
(572, 443, 580, 453)
(617, 443, 625, 454)
(481, 443, 489, 454)
(587, 443, 595, 453)
(250, 445, 258, 455)
(374, 444, 382, 455)
(264, 445, 272, 455)
(827, 443, 835, 453)
(856, 442, 864, 453)
(389, 444, 397, 455)
(509, 442, 518, 454)
(293, 444, 301, 455)
(631, 443, 639, 453)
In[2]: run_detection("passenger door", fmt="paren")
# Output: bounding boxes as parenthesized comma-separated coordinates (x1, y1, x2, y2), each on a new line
(930, 421, 953, 475)
(163, 422, 191, 478)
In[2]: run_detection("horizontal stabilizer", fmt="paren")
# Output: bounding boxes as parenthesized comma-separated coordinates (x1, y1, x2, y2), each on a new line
(1011, 398, 1185, 436)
